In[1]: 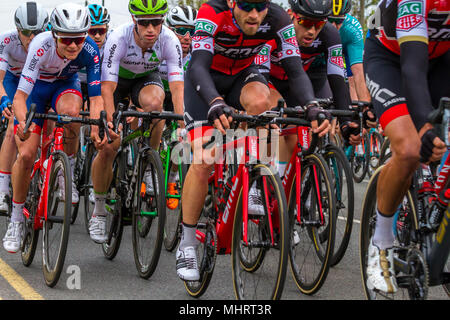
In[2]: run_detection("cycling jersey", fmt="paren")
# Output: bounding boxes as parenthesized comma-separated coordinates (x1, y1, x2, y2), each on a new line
(101, 23, 184, 83)
(371, 0, 450, 59)
(79, 30, 111, 85)
(18, 31, 101, 98)
(339, 14, 364, 77)
(159, 52, 191, 91)
(255, 22, 350, 110)
(0, 30, 28, 77)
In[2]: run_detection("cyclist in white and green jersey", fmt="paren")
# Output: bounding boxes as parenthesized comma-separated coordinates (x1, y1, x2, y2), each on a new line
(88, 0, 184, 244)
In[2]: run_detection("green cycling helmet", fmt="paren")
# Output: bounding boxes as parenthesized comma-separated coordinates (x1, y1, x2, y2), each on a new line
(129, 0, 168, 16)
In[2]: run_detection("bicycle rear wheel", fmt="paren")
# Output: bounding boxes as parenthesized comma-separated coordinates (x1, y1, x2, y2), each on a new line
(21, 166, 41, 267)
(289, 153, 335, 295)
(42, 151, 72, 287)
(359, 165, 424, 300)
(367, 130, 384, 177)
(351, 133, 370, 183)
(231, 163, 289, 300)
(132, 148, 166, 279)
(323, 144, 354, 266)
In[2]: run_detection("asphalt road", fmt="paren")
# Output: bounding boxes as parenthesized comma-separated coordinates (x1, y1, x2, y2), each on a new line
(0, 177, 448, 302)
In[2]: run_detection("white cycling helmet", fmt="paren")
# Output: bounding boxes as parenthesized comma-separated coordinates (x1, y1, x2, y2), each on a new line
(15, 2, 49, 31)
(50, 3, 90, 34)
(166, 5, 197, 28)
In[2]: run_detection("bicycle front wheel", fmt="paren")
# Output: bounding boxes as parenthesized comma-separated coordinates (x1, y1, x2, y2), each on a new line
(132, 148, 166, 279)
(42, 151, 72, 287)
(289, 153, 336, 295)
(231, 163, 289, 300)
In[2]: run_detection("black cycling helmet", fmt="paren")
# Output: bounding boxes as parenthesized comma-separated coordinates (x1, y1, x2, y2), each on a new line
(332, 0, 351, 16)
(289, 0, 332, 19)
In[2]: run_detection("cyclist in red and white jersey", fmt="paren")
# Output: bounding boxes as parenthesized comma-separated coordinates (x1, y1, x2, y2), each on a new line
(364, 0, 449, 293)
(177, 0, 332, 281)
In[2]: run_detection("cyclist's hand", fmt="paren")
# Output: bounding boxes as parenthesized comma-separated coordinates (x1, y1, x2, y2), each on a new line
(16, 120, 35, 142)
(207, 99, 232, 135)
(419, 127, 446, 163)
(0, 96, 11, 113)
(90, 124, 105, 150)
(2, 106, 13, 120)
(341, 121, 361, 146)
(363, 109, 377, 128)
(305, 102, 331, 137)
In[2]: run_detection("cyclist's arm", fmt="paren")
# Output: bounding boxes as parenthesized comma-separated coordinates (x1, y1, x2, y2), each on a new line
(349, 63, 371, 102)
(12, 89, 28, 124)
(168, 80, 184, 117)
(281, 57, 315, 105)
(101, 80, 117, 122)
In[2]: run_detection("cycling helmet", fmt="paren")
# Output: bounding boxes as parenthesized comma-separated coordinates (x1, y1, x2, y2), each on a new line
(332, 0, 351, 16)
(14, 2, 49, 31)
(128, 0, 169, 16)
(166, 5, 197, 27)
(50, 3, 90, 34)
(88, 3, 111, 26)
(289, 0, 332, 19)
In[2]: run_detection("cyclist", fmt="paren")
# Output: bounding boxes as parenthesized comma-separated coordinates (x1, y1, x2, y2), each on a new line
(3, 3, 103, 253)
(0, 2, 48, 215)
(364, 0, 449, 293)
(329, 0, 371, 103)
(89, 0, 184, 243)
(79, 3, 111, 100)
(177, 0, 331, 281)
(159, 4, 196, 210)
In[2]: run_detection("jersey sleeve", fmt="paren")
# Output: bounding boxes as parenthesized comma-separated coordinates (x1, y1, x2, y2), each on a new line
(254, 42, 274, 74)
(341, 17, 364, 67)
(273, 8, 301, 62)
(0, 33, 11, 72)
(101, 28, 127, 83)
(323, 24, 346, 77)
(82, 38, 102, 97)
(191, 3, 219, 56)
(396, 0, 428, 45)
(164, 31, 184, 83)
(17, 37, 47, 95)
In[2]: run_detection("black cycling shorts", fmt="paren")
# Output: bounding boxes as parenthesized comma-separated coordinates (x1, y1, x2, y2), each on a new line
(184, 64, 268, 140)
(113, 72, 164, 108)
(364, 36, 450, 129)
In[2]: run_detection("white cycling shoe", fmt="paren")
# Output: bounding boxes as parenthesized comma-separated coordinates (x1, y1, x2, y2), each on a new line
(366, 239, 398, 294)
(176, 246, 200, 281)
(3, 221, 24, 253)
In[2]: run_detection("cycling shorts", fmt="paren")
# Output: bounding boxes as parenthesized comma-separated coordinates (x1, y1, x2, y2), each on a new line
(14, 76, 82, 131)
(364, 36, 450, 130)
(184, 65, 268, 141)
(113, 72, 164, 109)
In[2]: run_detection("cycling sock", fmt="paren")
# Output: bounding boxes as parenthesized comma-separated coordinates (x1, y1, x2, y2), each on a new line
(277, 161, 287, 178)
(11, 200, 25, 223)
(179, 222, 198, 250)
(0, 171, 11, 194)
(93, 192, 107, 217)
(372, 208, 395, 250)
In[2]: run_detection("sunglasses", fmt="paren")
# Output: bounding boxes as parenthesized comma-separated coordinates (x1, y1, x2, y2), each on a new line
(236, 0, 270, 12)
(294, 14, 327, 29)
(55, 34, 87, 46)
(328, 16, 345, 25)
(134, 17, 164, 27)
(20, 29, 43, 37)
(173, 26, 194, 37)
(88, 28, 108, 36)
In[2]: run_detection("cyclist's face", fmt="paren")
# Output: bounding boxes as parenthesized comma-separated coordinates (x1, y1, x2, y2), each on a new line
(288, 10, 326, 47)
(133, 14, 164, 47)
(17, 29, 36, 52)
(172, 25, 194, 56)
(88, 24, 108, 49)
(54, 32, 87, 60)
(229, 0, 269, 36)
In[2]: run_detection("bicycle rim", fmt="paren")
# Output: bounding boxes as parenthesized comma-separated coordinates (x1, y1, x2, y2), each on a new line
(42, 151, 71, 287)
(232, 164, 289, 300)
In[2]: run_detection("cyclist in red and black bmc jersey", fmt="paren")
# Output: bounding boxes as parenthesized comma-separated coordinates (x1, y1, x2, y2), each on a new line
(364, 0, 449, 294)
(178, 0, 331, 282)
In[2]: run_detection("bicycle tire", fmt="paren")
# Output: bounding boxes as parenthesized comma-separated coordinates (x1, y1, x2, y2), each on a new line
(367, 131, 384, 178)
(21, 166, 41, 267)
(289, 153, 335, 295)
(231, 163, 289, 300)
(83, 142, 97, 234)
(359, 165, 423, 300)
(101, 152, 124, 260)
(323, 144, 354, 266)
(70, 146, 84, 225)
(42, 151, 72, 288)
(132, 148, 166, 279)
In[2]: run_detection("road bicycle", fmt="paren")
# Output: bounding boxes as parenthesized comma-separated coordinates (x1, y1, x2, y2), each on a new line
(0, 103, 13, 224)
(183, 109, 289, 300)
(20, 104, 109, 287)
(360, 97, 450, 299)
(101, 104, 182, 279)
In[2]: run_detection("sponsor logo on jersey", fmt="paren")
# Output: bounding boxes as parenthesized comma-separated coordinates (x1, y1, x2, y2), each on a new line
(397, 1, 424, 31)
(195, 19, 218, 34)
(3, 38, 10, 44)
(254, 46, 270, 65)
(89, 80, 101, 86)
(329, 46, 344, 68)
(94, 55, 100, 64)
(280, 26, 298, 46)
(21, 74, 35, 85)
(37, 48, 44, 57)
